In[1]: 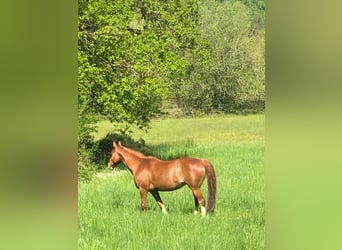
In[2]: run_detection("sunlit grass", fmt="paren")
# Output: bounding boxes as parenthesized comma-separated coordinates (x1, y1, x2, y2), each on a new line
(79, 115, 265, 249)
(95, 114, 264, 145)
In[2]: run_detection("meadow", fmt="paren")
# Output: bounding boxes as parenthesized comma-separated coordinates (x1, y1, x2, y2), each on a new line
(78, 115, 265, 249)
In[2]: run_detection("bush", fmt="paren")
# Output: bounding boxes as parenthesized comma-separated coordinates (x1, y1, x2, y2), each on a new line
(78, 120, 147, 181)
(78, 110, 99, 181)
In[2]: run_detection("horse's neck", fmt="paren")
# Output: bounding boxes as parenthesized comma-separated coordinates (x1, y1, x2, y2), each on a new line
(125, 147, 145, 157)
(120, 148, 143, 173)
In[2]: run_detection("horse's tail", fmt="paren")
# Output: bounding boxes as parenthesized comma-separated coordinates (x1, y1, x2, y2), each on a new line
(203, 159, 217, 213)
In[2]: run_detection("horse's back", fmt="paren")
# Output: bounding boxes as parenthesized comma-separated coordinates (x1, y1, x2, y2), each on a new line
(179, 157, 206, 171)
(179, 157, 208, 167)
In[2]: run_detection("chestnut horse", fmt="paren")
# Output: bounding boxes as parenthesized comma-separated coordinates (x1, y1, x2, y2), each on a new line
(108, 141, 216, 215)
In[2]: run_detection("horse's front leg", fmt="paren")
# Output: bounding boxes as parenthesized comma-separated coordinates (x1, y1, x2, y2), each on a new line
(139, 187, 148, 212)
(151, 190, 168, 214)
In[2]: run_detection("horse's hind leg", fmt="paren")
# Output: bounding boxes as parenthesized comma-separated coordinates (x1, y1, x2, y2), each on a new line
(151, 190, 168, 214)
(193, 193, 199, 214)
(191, 188, 206, 215)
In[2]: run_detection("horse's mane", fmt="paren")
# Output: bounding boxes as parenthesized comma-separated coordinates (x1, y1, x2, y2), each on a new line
(122, 146, 147, 158)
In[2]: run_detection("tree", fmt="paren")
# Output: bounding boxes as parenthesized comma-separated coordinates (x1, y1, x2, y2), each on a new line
(79, 0, 200, 131)
(78, 0, 202, 176)
(174, 0, 265, 114)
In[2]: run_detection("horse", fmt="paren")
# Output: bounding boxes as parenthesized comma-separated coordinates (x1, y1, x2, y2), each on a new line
(108, 141, 216, 215)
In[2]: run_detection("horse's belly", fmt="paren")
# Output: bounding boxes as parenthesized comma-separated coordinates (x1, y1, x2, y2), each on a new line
(151, 168, 185, 191)
(154, 182, 186, 191)
(135, 165, 185, 191)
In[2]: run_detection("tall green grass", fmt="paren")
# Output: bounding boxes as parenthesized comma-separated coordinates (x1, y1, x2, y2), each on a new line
(79, 115, 264, 249)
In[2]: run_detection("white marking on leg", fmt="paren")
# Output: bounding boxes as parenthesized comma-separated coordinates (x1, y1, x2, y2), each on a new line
(201, 205, 206, 216)
(161, 205, 168, 214)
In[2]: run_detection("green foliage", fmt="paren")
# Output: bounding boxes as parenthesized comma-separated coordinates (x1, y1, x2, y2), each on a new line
(78, 0, 202, 176)
(78, 106, 99, 181)
(78, 0, 201, 128)
(174, 0, 265, 114)
(238, 0, 265, 28)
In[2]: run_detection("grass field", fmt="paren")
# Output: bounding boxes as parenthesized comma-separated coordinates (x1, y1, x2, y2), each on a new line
(78, 114, 265, 249)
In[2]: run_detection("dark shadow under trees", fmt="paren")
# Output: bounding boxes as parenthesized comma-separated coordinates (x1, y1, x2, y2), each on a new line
(90, 133, 196, 168)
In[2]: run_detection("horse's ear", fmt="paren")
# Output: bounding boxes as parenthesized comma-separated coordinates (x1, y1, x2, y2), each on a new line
(118, 141, 122, 146)
(113, 141, 117, 147)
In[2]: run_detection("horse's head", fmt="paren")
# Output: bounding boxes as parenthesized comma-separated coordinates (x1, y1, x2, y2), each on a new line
(108, 141, 123, 169)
